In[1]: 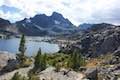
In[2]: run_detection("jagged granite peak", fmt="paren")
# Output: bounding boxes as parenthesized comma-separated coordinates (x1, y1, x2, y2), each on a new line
(50, 12, 73, 26)
(51, 12, 63, 18)
(50, 12, 65, 22)
(15, 12, 77, 36)
(31, 14, 54, 28)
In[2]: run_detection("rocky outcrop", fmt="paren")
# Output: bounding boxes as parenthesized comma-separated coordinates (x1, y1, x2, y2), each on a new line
(84, 68, 98, 80)
(114, 47, 120, 57)
(0, 65, 33, 80)
(97, 33, 120, 55)
(38, 67, 84, 80)
(0, 51, 16, 69)
(98, 64, 120, 80)
(80, 26, 120, 57)
(0, 66, 86, 80)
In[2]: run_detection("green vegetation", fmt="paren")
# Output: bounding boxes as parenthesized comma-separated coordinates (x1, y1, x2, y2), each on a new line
(34, 48, 46, 71)
(54, 63, 61, 72)
(46, 53, 69, 68)
(46, 51, 86, 71)
(11, 72, 27, 80)
(68, 50, 86, 71)
(28, 74, 39, 80)
(11, 72, 39, 80)
(30, 48, 47, 74)
(34, 48, 42, 70)
(28, 49, 86, 75)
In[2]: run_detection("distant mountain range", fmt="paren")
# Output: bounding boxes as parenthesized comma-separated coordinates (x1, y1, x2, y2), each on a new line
(78, 23, 93, 30)
(79, 23, 114, 30)
(15, 12, 78, 36)
(0, 12, 116, 36)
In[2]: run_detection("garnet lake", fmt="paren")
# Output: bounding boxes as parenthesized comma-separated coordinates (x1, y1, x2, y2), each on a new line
(0, 37, 60, 56)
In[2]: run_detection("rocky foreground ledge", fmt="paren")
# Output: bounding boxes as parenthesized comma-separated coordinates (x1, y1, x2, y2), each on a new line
(0, 51, 98, 80)
(2, 51, 120, 80)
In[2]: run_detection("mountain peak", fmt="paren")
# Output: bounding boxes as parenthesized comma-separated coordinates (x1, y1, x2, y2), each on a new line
(51, 12, 63, 17)
(50, 12, 73, 26)
(14, 12, 76, 36)
(50, 12, 64, 21)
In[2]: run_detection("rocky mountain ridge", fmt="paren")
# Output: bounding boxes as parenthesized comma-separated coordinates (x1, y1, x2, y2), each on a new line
(0, 12, 79, 36)
(80, 24, 120, 57)
(15, 12, 78, 36)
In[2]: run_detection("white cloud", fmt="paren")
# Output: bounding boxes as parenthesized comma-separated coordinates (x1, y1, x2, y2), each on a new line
(0, 0, 120, 26)
(0, 0, 4, 6)
(0, 10, 24, 22)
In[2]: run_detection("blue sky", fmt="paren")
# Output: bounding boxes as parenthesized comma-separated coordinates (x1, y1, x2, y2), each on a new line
(0, 5, 21, 13)
(0, 0, 120, 26)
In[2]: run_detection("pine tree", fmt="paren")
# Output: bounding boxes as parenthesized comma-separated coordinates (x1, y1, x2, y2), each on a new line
(71, 50, 79, 70)
(69, 50, 85, 71)
(34, 48, 46, 72)
(17, 34, 26, 65)
(19, 34, 26, 56)
(41, 53, 47, 70)
(34, 48, 42, 70)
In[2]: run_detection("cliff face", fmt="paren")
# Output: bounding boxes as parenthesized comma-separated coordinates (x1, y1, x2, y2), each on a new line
(80, 24, 120, 57)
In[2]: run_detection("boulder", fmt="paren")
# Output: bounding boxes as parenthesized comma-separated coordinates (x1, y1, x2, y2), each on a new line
(97, 33, 120, 55)
(38, 67, 84, 80)
(114, 47, 120, 57)
(0, 51, 16, 69)
(85, 68, 98, 80)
